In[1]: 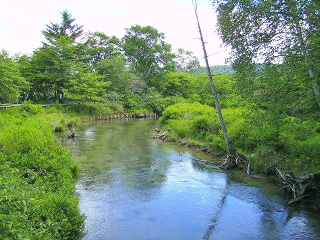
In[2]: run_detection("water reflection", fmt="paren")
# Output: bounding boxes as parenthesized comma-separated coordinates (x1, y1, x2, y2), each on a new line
(62, 119, 320, 240)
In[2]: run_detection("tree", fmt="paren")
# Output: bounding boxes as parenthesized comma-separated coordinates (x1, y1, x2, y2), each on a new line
(161, 72, 195, 98)
(193, 0, 239, 169)
(31, 11, 86, 101)
(122, 25, 176, 87)
(42, 10, 83, 44)
(0, 50, 29, 103)
(83, 32, 121, 66)
(174, 48, 200, 73)
(63, 71, 110, 103)
(30, 37, 83, 101)
(97, 55, 131, 93)
(213, 0, 320, 109)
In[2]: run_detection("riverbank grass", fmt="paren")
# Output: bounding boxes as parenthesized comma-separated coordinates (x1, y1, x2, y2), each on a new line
(0, 104, 84, 239)
(159, 102, 320, 176)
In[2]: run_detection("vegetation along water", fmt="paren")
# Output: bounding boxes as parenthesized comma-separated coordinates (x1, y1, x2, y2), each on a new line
(0, 0, 319, 238)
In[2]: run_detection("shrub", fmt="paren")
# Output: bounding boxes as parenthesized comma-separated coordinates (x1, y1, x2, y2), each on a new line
(0, 107, 84, 239)
(67, 118, 79, 127)
(54, 125, 65, 132)
(20, 102, 45, 115)
(70, 103, 112, 115)
(107, 102, 125, 114)
(190, 115, 217, 140)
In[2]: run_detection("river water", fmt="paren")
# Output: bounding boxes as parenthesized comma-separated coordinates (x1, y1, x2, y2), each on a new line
(62, 119, 320, 240)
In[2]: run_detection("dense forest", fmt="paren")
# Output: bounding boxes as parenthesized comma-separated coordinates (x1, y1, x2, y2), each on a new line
(1, 0, 320, 238)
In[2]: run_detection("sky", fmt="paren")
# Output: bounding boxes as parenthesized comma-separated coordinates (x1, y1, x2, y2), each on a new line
(0, 0, 230, 66)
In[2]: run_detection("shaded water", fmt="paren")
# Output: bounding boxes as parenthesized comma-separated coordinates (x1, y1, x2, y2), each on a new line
(62, 119, 320, 240)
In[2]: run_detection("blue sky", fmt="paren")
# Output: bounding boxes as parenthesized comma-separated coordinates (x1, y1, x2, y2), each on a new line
(0, 0, 230, 65)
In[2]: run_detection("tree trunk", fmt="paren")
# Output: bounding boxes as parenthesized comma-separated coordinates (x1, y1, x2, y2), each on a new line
(192, 0, 239, 169)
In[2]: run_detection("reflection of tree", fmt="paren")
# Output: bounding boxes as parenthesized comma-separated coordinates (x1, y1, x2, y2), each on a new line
(203, 177, 229, 240)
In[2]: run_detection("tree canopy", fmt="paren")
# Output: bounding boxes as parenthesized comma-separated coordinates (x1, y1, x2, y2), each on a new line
(122, 25, 176, 86)
(0, 50, 29, 103)
(42, 10, 84, 44)
(213, 0, 320, 108)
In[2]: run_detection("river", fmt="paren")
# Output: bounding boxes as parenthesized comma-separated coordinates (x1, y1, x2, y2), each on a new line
(62, 118, 320, 240)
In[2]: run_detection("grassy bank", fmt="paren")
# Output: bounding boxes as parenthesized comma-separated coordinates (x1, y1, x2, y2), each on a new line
(0, 104, 84, 240)
(158, 102, 320, 176)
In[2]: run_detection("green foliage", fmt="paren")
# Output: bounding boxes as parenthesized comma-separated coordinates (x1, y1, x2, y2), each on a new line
(159, 100, 320, 174)
(107, 102, 125, 114)
(84, 32, 121, 67)
(97, 55, 131, 92)
(160, 72, 195, 98)
(293, 135, 320, 172)
(122, 90, 140, 109)
(20, 102, 45, 115)
(0, 50, 29, 103)
(71, 103, 112, 115)
(122, 25, 176, 85)
(0, 107, 84, 239)
(214, 0, 320, 108)
(42, 10, 83, 43)
(67, 118, 79, 127)
(160, 102, 213, 123)
(160, 102, 225, 151)
(130, 108, 149, 114)
(174, 48, 200, 73)
(190, 116, 216, 140)
(54, 125, 65, 132)
(63, 71, 110, 103)
(196, 65, 234, 74)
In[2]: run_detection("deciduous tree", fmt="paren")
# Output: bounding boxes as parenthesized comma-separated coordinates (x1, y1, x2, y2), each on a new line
(213, 0, 320, 109)
(0, 50, 29, 103)
(122, 25, 176, 87)
(174, 48, 200, 73)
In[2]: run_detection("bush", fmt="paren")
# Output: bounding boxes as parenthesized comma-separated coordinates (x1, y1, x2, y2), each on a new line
(54, 125, 65, 132)
(68, 103, 112, 115)
(107, 102, 124, 114)
(20, 102, 45, 115)
(286, 135, 320, 173)
(190, 116, 218, 140)
(0, 107, 84, 239)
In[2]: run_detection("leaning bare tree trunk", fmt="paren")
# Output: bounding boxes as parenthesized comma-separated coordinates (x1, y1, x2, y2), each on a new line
(192, 0, 239, 169)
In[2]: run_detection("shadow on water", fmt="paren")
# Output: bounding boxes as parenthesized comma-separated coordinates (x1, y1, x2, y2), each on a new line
(61, 118, 320, 240)
(203, 178, 229, 240)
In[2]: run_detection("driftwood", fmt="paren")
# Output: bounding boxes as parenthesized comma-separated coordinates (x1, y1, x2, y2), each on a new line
(276, 168, 320, 204)
(220, 153, 243, 170)
(153, 128, 173, 141)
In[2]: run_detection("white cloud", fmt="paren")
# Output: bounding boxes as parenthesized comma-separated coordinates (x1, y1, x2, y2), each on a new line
(0, 0, 230, 65)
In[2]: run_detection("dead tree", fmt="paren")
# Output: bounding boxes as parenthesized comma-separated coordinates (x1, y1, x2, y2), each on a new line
(192, 0, 240, 169)
(276, 168, 320, 204)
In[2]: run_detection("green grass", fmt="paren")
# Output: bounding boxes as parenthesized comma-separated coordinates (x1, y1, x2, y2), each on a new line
(0, 104, 84, 240)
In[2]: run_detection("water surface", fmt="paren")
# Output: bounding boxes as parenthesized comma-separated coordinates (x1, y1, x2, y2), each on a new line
(62, 119, 320, 240)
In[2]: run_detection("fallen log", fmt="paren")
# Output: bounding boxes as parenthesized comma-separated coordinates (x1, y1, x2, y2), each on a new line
(276, 168, 320, 204)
